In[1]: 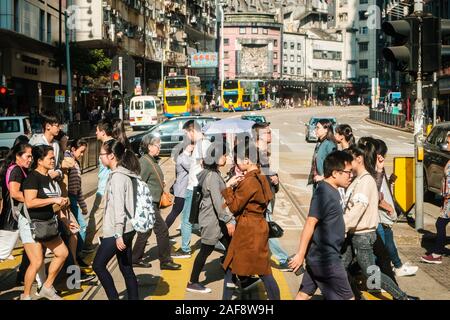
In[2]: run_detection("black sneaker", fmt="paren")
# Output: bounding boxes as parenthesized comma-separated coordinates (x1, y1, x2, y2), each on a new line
(160, 261, 182, 270)
(186, 282, 212, 293)
(240, 276, 262, 291)
(132, 261, 152, 268)
(77, 274, 97, 284)
(171, 249, 192, 259)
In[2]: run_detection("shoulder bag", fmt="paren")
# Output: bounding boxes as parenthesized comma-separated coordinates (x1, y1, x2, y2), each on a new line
(255, 174, 284, 238)
(23, 204, 59, 242)
(144, 156, 174, 208)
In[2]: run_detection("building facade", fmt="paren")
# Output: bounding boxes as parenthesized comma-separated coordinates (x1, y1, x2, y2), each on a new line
(221, 12, 282, 80)
(0, 0, 67, 118)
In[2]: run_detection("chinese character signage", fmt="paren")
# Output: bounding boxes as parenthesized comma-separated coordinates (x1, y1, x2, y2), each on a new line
(191, 52, 218, 68)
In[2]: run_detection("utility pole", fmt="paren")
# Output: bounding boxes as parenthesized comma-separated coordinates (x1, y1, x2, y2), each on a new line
(65, 1, 73, 123)
(119, 56, 123, 120)
(161, 1, 165, 113)
(219, 1, 225, 101)
(432, 71, 438, 126)
(143, 9, 146, 95)
(414, 0, 424, 230)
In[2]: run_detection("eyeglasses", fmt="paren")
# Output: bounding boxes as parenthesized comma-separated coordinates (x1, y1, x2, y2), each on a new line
(339, 170, 353, 176)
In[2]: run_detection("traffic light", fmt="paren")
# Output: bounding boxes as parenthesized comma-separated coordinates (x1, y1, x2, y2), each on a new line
(0, 86, 7, 96)
(422, 16, 450, 73)
(111, 71, 122, 100)
(382, 17, 420, 73)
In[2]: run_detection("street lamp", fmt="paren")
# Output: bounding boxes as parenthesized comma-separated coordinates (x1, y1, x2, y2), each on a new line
(218, 0, 227, 99)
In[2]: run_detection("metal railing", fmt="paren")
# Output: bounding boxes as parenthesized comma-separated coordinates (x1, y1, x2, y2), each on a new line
(369, 109, 407, 128)
(68, 121, 94, 140)
(80, 136, 100, 173)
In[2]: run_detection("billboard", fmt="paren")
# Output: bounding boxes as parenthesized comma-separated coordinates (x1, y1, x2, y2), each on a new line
(191, 52, 218, 68)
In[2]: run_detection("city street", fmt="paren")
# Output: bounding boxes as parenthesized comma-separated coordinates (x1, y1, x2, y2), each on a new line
(2, 106, 449, 300)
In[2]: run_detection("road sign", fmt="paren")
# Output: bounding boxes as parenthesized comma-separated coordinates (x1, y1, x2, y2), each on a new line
(190, 52, 218, 68)
(55, 89, 65, 103)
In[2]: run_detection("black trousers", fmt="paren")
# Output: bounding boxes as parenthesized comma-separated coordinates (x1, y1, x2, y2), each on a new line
(132, 204, 172, 264)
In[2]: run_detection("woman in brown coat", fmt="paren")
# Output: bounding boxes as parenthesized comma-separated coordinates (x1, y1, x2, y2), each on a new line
(222, 142, 280, 300)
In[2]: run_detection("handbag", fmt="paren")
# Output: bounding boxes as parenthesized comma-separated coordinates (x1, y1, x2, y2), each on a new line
(144, 156, 174, 208)
(189, 171, 213, 224)
(254, 175, 284, 239)
(23, 203, 59, 242)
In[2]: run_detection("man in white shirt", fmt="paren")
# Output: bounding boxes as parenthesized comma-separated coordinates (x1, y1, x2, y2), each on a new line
(172, 120, 211, 258)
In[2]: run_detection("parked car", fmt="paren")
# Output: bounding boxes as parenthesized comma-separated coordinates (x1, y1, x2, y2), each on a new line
(129, 115, 220, 157)
(423, 122, 450, 199)
(305, 116, 337, 142)
(0, 116, 32, 157)
(241, 114, 268, 124)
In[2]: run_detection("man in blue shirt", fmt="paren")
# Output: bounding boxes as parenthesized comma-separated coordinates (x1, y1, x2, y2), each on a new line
(289, 151, 355, 300)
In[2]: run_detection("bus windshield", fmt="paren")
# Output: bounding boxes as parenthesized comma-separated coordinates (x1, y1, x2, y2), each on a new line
(165, 78, 187, 88)
(223, 80, 239, 90)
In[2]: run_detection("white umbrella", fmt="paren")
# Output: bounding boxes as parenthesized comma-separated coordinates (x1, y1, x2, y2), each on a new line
(204, 118, 255, 135)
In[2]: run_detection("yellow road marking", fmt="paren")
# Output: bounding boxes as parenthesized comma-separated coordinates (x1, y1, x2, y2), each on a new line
(271, 259, 293, 300)
(150, 245, 197, 300)
(0, 247, 23, 271)
(361, 291, 393, 300)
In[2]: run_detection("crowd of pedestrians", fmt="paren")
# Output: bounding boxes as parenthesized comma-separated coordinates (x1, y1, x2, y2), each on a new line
(0, 109, 446, 301)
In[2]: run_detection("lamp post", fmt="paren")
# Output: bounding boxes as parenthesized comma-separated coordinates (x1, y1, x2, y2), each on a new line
(219, 0, 226, 99)
(161, 0, 165, 111)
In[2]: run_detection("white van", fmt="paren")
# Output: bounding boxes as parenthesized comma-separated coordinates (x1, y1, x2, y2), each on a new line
(0, 116, 32, 149)
(129, 96, 163, 130)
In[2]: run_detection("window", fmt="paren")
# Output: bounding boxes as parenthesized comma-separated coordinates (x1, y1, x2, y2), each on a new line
(224, 51, 229, 59)
(360, 0, 368, 4)
(359, 11, 368, 20)
(297, 55, 301, 62)
(297, 67, 301, 75)
(39, 9, 45, 41)
(359, 42, 369, 51)
(0, 120, 20, 133)
(359, 76, 369, 83)
(290, 67, 295, 74)
(297, 43, 301, 50)
(274, 39, 278, 47)
(224, 38, 229, 45)
(359, 59, 368, 69)
(284, 42, 287, 49)
(290, 55, 294, 62)
(283, 66, 288, 74)
(252, 27, 258, 34)
(47, 13, 52, 43)
(283, 54, 287, 62)
(290, 42, 295, 50)
(224, 64, 229, 71)
(339, 13, 348, 22)
(273, 64, 278, 72)
(263, 28, 268, 34)
(360, 27, 368, 34)
(273, 52, 277, 59)
(239, 27, 246, 34)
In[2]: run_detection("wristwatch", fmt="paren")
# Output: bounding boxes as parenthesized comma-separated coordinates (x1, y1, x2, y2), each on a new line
(114, 233, 121, 239)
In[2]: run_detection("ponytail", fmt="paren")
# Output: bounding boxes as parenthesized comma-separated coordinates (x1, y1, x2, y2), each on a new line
(347, 137, 377, 176)
(103, 139, 140, 175)
(336, 124, 355, 146)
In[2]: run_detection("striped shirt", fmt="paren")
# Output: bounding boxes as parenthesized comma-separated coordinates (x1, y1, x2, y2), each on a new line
(64, 151, 87, 213)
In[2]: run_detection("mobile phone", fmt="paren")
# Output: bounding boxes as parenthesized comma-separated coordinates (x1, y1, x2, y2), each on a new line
(389, 174, 397, 184)
(289, 255, 306, 276)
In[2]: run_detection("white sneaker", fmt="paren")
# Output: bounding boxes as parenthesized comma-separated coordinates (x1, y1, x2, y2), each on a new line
(395, 263, 418, 277)
(38, 285, 63, 300)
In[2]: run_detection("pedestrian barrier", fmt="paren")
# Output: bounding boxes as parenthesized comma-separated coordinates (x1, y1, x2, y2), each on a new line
(68, 121, 93, 140)
(369, 109, 406, 128)
(80, 136, 100, 173)
(393, 157, 415, 214)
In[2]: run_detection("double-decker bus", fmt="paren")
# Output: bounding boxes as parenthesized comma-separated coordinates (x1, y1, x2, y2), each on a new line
(222, 80, 242, 111)
(163, 76, 202, 117)
(258, 80, 268, 109)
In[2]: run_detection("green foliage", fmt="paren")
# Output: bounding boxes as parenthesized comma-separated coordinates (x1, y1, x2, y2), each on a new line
(70, 45, 112, 79)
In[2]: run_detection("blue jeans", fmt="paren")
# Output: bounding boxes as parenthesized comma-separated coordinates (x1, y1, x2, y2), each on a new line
(69, 194, 88, 255)
(266, 211, 289, 264)
(376, 224, 402, 269)
(181, 189, 193, 253)
(342, 232, 408, 300)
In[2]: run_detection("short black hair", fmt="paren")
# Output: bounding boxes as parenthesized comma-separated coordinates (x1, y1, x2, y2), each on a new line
(323, 150, 353, 178)
(375, 139, 388, 157)
(182, 119, 201, 132)
(41, 111, 61, 129)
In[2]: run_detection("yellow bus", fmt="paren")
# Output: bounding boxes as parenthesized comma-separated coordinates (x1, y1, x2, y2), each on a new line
(164, 76, 202, 117)
(222, 80, 243, 111)
(258, 81, 268, 109)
